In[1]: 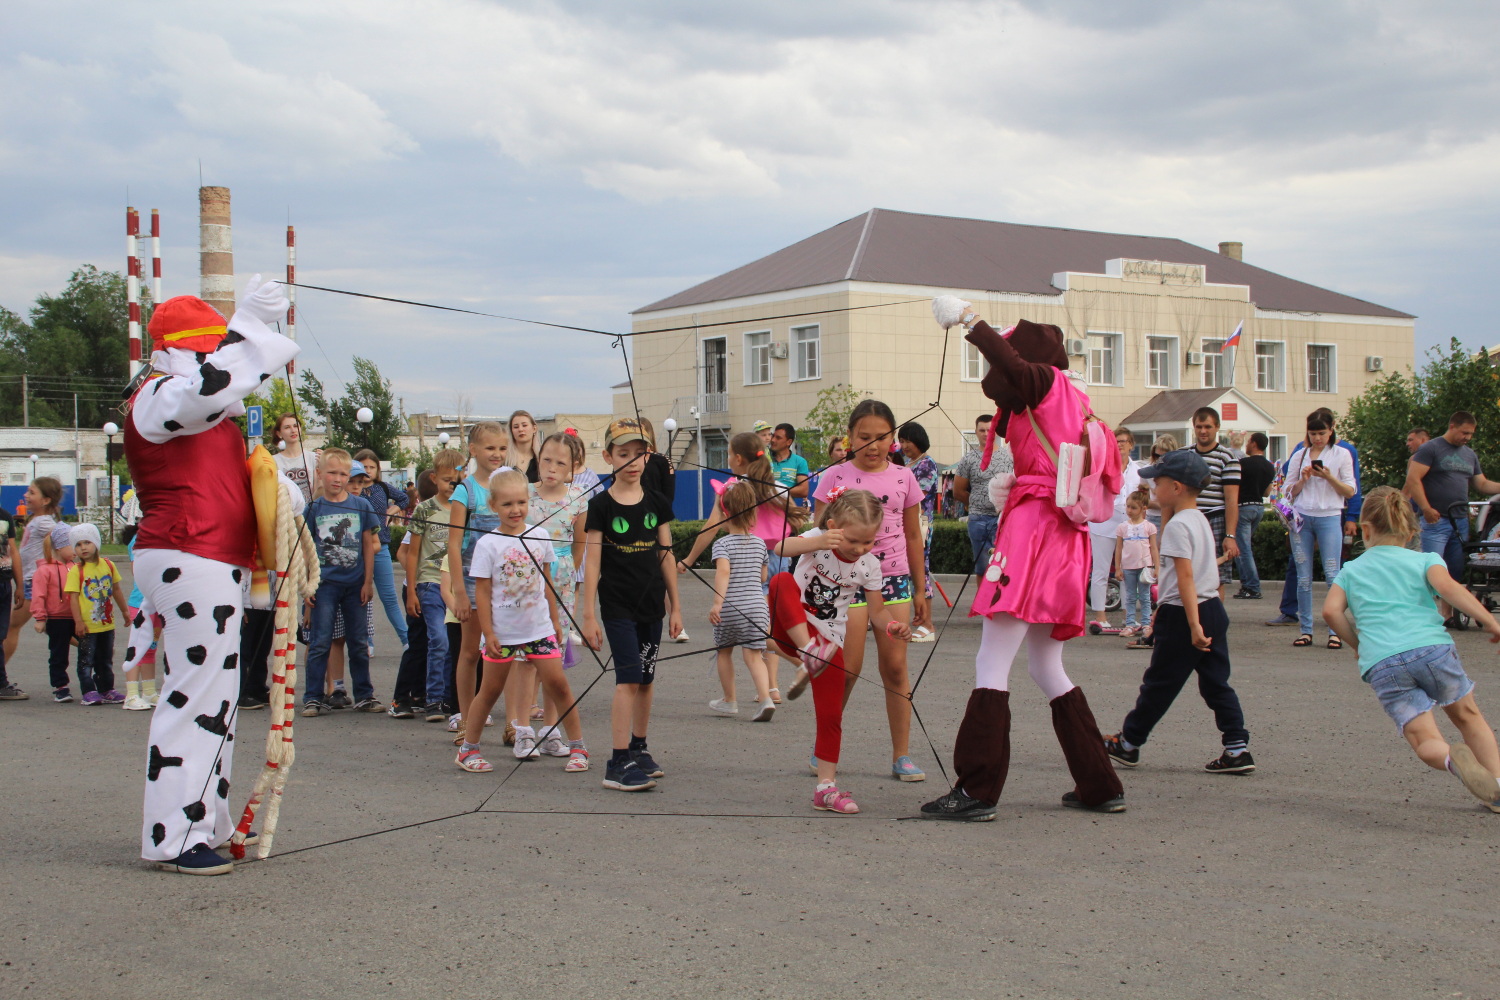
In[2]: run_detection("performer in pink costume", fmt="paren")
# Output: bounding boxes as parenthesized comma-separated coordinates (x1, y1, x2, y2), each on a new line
(921, 301, 1125, 822)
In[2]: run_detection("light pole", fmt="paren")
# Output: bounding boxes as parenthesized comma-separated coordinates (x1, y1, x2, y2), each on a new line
(356, 406, 374, 455)
(28, 454, 38, 483)
(102, 423, 119, 542)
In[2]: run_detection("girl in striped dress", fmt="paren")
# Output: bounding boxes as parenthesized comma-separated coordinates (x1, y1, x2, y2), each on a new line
(707, 480, 774, 721)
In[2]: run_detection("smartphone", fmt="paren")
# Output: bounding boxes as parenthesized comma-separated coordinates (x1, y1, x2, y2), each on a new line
(1311, 459, 1324, 469)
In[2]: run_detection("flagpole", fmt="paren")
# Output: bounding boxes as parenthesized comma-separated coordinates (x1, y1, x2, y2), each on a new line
(1225, 320, 1244, 388)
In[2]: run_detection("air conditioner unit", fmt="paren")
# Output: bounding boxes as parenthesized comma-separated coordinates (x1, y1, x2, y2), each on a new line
(1185, 351, 1205, 366)
(1365, 356, 1384, 372)
(1066, 338, 1087, 356)
(769, 342, 789, 359)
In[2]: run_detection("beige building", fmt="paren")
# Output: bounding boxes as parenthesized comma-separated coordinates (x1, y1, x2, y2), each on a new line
(621, 209, 1415, 469)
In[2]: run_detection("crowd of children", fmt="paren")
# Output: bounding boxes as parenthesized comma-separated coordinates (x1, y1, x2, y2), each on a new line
(4, 389, 1499, 822)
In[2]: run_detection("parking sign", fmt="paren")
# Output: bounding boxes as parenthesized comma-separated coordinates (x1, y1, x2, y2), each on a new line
(246, 404, 263, 439)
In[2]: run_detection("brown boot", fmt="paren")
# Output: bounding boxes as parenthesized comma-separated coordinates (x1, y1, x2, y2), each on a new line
(951, 688, 1011, 806)
(1050, 686, 1124, 809)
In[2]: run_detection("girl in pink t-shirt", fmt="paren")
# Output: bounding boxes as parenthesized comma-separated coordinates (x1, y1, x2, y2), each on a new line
(1112, 487, 1159, 636)
(811, 399, 929, 782)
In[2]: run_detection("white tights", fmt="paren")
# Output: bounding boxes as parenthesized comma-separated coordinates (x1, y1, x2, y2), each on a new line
(974, 613, 1075, 701)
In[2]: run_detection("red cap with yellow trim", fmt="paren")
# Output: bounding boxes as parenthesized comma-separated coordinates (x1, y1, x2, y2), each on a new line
(147, 295, 228, 353)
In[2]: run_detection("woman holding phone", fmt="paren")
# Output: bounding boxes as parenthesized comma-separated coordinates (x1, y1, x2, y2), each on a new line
(1286, 412, 1356, 648)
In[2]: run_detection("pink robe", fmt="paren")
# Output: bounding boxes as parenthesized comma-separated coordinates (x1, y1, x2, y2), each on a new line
(970, 375, 1091, 640)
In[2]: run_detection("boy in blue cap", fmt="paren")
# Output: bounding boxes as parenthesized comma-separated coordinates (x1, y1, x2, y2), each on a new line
(1104, 449, 1253, 774)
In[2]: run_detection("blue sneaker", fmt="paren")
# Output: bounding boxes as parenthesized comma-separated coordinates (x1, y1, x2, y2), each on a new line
(155, 843, 233, 876)
(891, 756, 926, 782)
(631, 747, 664, 778)
(809, 754, 820, 776)
(602, 757, 657, 792)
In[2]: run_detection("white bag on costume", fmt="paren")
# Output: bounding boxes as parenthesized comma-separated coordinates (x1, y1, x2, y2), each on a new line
(1055, 442, 1085, 509)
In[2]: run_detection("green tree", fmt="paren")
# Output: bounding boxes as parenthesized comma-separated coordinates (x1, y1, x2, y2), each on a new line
(802, 383, 867, 456)
(242, 375, 302, 439)
(298, 357, 414, 468)
(1343, 338, 1500, 488)
(0, 266, 136, 428)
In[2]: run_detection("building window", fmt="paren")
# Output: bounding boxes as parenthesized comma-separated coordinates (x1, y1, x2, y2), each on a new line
(1146, 336, 1178, 389)
(1255, 341, 1286, 392)
(1202, 339, 1226, 388)
(701, 337, 727, 413)
(702, 431, 729, 471)
(1086, 332, 1121, 387)
(1307, 344, 1336, 393)
(1268, 435, 1288, 463)
(961, 342, 989, 382)
(743, 330, 771, 386)
(792, 324, 820, 381)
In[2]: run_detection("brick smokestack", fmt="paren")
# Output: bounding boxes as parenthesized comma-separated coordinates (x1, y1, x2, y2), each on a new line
(1217, 241, 1243, 261)
(199, 186, 234, 321)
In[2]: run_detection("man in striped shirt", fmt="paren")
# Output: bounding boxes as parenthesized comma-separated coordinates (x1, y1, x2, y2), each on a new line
(1180, 407, 1241, 599)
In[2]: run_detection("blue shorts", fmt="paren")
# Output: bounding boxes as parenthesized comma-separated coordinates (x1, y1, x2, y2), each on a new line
(602, 618, 662, 686)
(1365, 643, 1475, 732)
(849, 573, 912, 609)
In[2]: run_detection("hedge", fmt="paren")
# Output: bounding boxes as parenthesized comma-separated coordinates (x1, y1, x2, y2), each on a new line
(674, 514, 1331, 582)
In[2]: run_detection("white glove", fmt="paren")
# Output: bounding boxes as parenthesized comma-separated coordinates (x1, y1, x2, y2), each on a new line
(237, 274, 290, 324)
(932, 295, 973, 330)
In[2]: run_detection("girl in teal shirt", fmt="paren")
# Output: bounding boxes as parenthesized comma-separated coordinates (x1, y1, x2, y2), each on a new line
(1325, 486, 1500, 813)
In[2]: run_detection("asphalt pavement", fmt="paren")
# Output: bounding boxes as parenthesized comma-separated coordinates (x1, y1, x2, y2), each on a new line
(2, 566, 1497, 999)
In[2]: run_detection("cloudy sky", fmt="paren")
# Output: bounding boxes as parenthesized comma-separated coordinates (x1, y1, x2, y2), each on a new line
(4, 0, 1496, 417)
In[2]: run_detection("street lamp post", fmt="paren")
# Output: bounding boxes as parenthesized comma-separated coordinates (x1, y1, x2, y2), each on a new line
(102, 422, 119, 542)
(29, 454, 37, 483)
(356, 406, 374, 454)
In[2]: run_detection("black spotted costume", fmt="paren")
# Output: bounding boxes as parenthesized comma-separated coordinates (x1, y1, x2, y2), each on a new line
(125, 280, 298, 863)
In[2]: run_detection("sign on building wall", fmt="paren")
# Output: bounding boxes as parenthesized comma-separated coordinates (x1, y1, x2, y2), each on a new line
(1119, 259, 1205, 286)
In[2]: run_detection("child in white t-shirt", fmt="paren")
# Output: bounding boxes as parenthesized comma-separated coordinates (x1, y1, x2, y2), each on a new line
(455, 470, 587, 774)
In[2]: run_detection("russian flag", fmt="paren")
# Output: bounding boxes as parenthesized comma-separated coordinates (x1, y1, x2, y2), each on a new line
(1223, 320, 1243, 350)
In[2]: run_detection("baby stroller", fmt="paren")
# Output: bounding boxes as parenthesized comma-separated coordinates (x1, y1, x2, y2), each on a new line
(1456, 499, 1500, 627)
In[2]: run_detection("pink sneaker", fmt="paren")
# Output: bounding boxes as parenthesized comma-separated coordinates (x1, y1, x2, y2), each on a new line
(813, 785, 860, 814)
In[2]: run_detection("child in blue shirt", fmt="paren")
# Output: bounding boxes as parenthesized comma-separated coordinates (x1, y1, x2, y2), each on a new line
(302, 448, 381, 716)
(1325, 486, 1500, 813)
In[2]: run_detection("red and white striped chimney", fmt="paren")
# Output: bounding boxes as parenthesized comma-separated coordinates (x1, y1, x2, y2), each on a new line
(199, 186, 234, 322)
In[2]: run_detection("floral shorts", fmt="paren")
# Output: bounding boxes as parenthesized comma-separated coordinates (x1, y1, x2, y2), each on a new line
(480, 634, 561, 664)
(849, 573, 913, 609)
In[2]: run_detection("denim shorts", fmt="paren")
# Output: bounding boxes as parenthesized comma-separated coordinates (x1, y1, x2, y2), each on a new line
(849, 573, 912, 609)
(1365, 643, 1475, 732)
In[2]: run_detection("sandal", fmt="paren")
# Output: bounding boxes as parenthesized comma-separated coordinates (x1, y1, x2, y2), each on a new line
(1293, 634, 1313, 647)
(565, 748, 590, 772)
(1327, 635, 1343, 649)
(455, 748, 493, 772)
(769, 687, 782, 705)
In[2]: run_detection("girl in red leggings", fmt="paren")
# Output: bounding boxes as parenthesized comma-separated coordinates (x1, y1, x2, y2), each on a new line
(770, 488, 910, 814)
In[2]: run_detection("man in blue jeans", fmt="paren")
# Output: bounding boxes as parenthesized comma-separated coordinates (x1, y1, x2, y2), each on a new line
(951, 414, 1014, 575)
(301, 448, 382, 716)
(1407, 410, 1500, 623)
(1233, 432, 1276, 599)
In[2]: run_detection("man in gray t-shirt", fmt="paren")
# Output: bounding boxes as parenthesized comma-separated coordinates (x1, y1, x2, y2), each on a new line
(1407, 411, 1500, 616)
(952, 414, 1015, 574)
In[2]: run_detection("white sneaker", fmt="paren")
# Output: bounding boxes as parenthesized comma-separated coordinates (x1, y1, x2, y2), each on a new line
(485, 714, 494, 727)
(751, 700, 776, 722)
(909, 625, 936, 643)
(673, 629, 691, 643)
(147, 691, 160, 706)
(537, 728, 570, 757)
(513, 726, 540, 759)
(708, 698, 739, 716)
(122, 695, 153, 711)
(447, 713, 463, 732)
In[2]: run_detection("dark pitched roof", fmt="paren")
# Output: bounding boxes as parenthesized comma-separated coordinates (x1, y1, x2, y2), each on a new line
(634, 208, 1413, 319)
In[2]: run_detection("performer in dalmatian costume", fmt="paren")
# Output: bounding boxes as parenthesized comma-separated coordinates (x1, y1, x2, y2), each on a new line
(921, 297, 1124, 822)
(126, 276, 299, 874)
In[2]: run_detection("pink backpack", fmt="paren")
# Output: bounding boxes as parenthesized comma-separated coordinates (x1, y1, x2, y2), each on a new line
(1024, 385, 1123, 525)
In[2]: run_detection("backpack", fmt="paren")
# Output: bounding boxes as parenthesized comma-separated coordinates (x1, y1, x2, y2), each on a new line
(1024, 388, 1123, 524)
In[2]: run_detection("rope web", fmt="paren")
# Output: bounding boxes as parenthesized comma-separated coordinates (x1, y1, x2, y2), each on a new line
(234, 282, 987, 862)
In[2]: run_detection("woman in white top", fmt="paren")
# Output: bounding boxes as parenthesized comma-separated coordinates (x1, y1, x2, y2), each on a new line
(1088, 428, 1142, 633)
(1287, 412, 1357, 647)
(272, 413, 315, 503)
